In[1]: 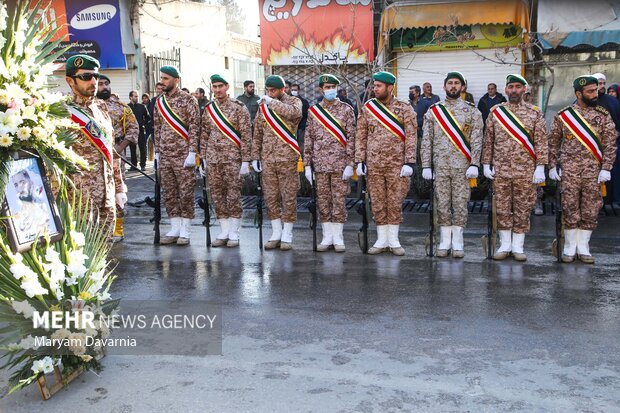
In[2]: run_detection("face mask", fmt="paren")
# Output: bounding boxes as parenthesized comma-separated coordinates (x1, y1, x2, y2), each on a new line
(324, 89, 337, 101)
(291, 91, 299, 96)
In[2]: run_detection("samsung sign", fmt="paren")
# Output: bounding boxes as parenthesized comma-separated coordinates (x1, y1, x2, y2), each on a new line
(70, 4, 117, 30)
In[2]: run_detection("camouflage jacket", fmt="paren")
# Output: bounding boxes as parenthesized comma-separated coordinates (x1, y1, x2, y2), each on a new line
(104, 94, 138, 144)
(200, 96, 252, 164)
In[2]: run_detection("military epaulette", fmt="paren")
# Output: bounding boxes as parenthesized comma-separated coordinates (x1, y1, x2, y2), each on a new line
(230, 98, 243, 106)
(464, 100, 475, 106)
(595, 106, 609, 115)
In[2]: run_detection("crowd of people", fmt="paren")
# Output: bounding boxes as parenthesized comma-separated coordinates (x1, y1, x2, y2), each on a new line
(62, 52, 619, 264)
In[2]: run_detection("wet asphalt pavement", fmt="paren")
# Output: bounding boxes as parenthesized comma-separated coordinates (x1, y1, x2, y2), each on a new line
(1, 168, 619, 412)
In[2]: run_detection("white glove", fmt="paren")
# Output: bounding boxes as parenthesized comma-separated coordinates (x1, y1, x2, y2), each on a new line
(549, 167, 561, 181)
(356, 163, 366, 176)
(304, 166, 313, 186)
(342, 165, 354, 180)
(400, 165, 413, 177)
(483, 164, 495, 180)
(183, 152, 196, 168)
(466, 165, 479, 179)
(198, 159, 207, 177)
(533, 165, 546, 184)
(260, 95, 273, 105)
(422, 168, 433, 180)
(154, 153, 160, 164)
(252, 160, 262, 173)
(115, 193, 127, 209)
(239, 161, 250, 176)
(598, 169, 611, 183)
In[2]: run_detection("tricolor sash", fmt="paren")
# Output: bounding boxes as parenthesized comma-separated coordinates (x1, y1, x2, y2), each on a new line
(67, 105, 113, 165)
(430, 103, 472, 162)
(364, 98, 406, 142)
(157, 94, 189, 141)
(492, 106, 536, 161)
(260, 103, 301, 156)
(309, 104, 347, 147)
(559, 106, 603, 164)
(206, 101, 241, 148)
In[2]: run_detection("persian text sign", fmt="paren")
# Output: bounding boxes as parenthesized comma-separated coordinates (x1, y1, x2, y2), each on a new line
(259, 0, 374, 66)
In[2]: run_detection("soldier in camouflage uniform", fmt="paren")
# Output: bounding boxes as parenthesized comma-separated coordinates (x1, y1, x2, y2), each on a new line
(421, 72, 483, 258)
(548, 75, 617, 264)
(96, 75, 139, 241)
(482, 74, 548, 261)
(200, 74, 252, 248)
(64, 55, 126, 241)
(303, 74, 356, 252)
(153, 66, 201, 246)
(355, 71, 417, 256)
(251, 75, 302, 251)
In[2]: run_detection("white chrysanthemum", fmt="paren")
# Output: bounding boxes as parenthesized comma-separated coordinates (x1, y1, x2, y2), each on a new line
(68, 332, 87, 355)
(0, 133, 12, 147)
(50, 328, 71, 342)
(0, 89, 9, 105)
(11, 300, 36, 319)
(16, 126, 31, 141)
(32, 125, 45, 139)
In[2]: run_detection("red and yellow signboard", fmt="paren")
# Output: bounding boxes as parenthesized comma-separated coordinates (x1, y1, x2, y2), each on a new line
(259, 0, 374, 66)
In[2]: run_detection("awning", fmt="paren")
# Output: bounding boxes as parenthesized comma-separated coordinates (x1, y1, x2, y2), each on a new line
(378, 0, 530, 54)
(538, 0, 620, 49)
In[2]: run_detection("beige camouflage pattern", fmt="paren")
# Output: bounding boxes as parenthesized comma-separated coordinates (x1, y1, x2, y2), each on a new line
(304, 99, 356, 173)
(106, 94, 139, 144)
(355, 97, 417, 225)
(549, 104, 618, 230)
(252, 93, 303, 223)
(482, 101, 548, 176)
(153, 87, 201, 219)
(208, 162, 243, 219)
(67, 94, 124, 237)
(304, 98, 356, 225)
(421, 98, 483, 227)
(316, 172, 350, 223)
(201, 96, 252, 164)
(262, 161, 300, 223)
(482, 101, 549, 233)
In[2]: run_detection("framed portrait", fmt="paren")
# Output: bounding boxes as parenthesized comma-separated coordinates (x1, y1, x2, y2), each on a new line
(1, 151, 64, 253)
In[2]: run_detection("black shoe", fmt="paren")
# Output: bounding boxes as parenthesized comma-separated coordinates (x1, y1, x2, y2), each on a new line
(140, 166, 146, 171)
(129, 167, 138, 171)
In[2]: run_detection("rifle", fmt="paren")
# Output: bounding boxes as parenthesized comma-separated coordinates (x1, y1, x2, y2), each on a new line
(357, 175, 370, 254)
(197, 161, 211, 248)
(425, 175, 435, 257)
(307, 166, 318, 252)
(482, 180, 496, 259)
(551, 168, 563, 261)
(254, 171, 263, 249)
(117, 155, 155, 182)
(153, 158, 161, 244)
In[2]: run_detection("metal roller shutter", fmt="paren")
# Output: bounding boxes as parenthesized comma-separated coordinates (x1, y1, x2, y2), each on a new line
(395, 49, 522, 105)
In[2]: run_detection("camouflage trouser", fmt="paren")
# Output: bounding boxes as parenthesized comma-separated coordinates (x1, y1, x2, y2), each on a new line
(209, 162, 243, 219)
(494, 176, 536, 233)
(98, 205, 116, 243)
(561, 174, 602, 230)
(316, 172, 350, 223)
(263, 161, 300, 223)
(161, 163, 196, 219)
(435, 167, 470, 227)
(367, 166, 411, 225)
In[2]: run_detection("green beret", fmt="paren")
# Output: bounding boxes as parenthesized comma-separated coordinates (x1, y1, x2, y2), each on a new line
(160, 65, 180, 78)
(573, 75, 598, 91)
(445, 71, 465, 84)
(318, 73, 340, 86)
(66, 54, 99, 73)
(372, 71, 396, 85)
(506, 74, 528, 86)
(210, 74, 227, 85)
(98, 74, 110, 83)
(265, 75, 285, 88)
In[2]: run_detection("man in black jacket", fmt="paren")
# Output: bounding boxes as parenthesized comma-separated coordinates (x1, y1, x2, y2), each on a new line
(128, 90, 151, 171)
(477, 83, 507, 124)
